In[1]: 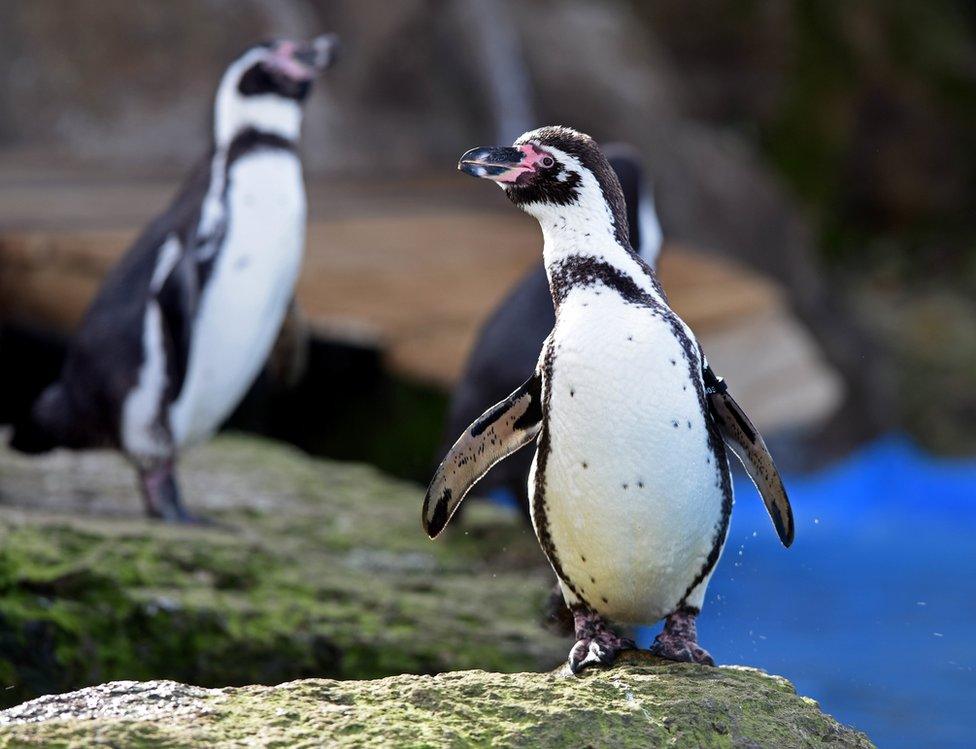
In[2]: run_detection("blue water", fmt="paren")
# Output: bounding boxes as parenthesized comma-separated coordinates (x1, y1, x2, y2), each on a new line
(625, 435, 976, 748)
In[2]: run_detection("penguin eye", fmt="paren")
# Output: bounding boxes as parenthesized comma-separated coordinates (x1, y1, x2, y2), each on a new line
(540, 155, 555, 169)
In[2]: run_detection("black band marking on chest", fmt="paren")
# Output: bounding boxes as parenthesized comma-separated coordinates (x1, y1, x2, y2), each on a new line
(549, 255, 666, 310)
(226, 128, 296, 168)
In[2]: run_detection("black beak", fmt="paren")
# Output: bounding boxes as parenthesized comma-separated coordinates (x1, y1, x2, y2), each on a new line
(458, 146, 525, 181)
(299, 33, 340, 72)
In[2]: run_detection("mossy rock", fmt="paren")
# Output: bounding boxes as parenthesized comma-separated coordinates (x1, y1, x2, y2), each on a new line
(0, 651, 873, 748)
(0, 433, 563, 707)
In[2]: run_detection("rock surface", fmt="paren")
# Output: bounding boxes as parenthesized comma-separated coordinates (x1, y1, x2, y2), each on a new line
(0, 432, 563, 708)
(0, 652, 874, 748)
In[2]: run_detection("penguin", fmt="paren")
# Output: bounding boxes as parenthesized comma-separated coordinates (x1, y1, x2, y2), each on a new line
(423, 126, 793, 673)
(9, 35, 339, 522)
(441, 144, 662, 520)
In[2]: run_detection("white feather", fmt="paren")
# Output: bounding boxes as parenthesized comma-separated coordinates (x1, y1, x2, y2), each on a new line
(169, 149, 306, 447)
(532, 290, 728, 623)
(150, 234, 182, 292)
(122, 301, 171, 462)
(636, 190, 663, 267)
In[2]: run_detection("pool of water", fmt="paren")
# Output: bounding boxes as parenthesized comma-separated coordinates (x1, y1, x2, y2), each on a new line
(632, 435, 975, 748)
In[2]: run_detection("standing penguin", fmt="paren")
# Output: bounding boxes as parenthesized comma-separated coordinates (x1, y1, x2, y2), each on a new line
(10, 36, 339, 522)
(441, 145, 662, 519)
(423, 126, 793, 672)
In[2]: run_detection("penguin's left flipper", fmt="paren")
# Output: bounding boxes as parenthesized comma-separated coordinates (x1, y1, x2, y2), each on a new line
(704, 365, 795, 547)
(155, 250, 199, 390)
(423, 372, 543, 538)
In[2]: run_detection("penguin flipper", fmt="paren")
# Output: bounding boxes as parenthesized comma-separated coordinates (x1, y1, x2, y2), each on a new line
(155, 251, 199, 398)
(704, 365, 795, 547)
(423, 372, 543, 538)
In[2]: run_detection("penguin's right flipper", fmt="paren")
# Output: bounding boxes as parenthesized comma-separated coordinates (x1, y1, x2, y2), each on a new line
(703, 365, 795, 547)
(423, 373, 543, 538)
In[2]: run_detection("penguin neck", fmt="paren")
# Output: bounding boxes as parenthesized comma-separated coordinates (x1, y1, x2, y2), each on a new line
(534, 204, 637, 276)
(213, 91, 303, 151)
(532, 204, 664, 312)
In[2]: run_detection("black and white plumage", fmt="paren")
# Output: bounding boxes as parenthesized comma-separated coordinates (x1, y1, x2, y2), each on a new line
(441, 145, 662, 520)
(10, 36, 339, 521)
(424, 126, 793, 673)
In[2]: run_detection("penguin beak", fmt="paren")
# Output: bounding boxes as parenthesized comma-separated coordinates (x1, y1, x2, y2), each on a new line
(267, 34, 340, 81)
(458, 146, 532, 185)
(305, 34, 341, 72)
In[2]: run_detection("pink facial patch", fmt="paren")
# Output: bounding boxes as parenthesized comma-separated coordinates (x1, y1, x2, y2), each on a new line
(492, 144, 550, 184)
(267, 41, 316, 82)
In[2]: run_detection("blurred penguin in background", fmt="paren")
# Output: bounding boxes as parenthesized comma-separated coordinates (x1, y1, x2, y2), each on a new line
(10, 35, 339, 522)
(441, 145, 663, 519)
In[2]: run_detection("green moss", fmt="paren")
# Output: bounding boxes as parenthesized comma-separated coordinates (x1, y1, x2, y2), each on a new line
(0, 653, 874, 748)
(0, 434, 563, 707)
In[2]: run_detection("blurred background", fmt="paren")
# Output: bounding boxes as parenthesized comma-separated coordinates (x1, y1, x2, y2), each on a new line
(0, 1, 973, 747)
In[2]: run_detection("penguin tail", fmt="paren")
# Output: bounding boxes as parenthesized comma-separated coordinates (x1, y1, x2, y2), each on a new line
(542, 583, 575, 636)
(8, 382, 73, 454)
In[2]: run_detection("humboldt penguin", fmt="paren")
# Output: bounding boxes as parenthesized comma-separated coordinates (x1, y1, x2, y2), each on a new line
(423, 126, 793, 673)
(441, 144, 662, 519)
(10, 35, 339, 522)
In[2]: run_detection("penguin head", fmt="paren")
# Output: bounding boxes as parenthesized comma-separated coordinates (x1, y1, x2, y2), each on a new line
(213, 34, 339, 146)
(458, 126, 631, 249)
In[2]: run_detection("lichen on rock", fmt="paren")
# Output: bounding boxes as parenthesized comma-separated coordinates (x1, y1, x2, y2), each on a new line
(0, 652, 874, 748)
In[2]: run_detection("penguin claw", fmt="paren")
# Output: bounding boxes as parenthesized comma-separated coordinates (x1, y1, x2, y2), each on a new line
(649, 633, 715, 666)
(567, 633, 636, 674)
(650, 606, 715, 666)
(566, 607, 637, 674)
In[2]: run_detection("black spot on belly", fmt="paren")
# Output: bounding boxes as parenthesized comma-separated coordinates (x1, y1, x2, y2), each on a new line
(671, 419, 679, 428)
(601, 596, 609, 604)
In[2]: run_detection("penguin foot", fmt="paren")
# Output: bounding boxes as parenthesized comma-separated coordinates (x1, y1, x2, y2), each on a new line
(649, 606, 715, 666)
(567, 608, 636, 674)
(138, 461, 198, 524)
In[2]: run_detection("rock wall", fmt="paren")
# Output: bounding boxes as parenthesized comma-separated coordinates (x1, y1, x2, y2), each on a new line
(0, 432, 564, 707)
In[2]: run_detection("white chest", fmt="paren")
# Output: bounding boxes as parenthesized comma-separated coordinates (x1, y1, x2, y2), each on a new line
(170, 150, 306, 446)
(532, 289, 729, 623)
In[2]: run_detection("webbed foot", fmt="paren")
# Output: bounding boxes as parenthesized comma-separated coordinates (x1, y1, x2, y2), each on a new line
(568, 607, 636, 674)
(138, 460, 199, 524)
(649, 606, 715, 666)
